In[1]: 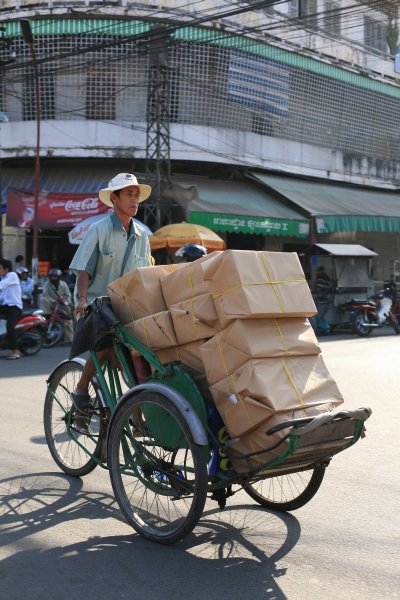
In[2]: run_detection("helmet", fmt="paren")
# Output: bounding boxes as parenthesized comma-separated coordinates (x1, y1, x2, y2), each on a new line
(49, 268, 62, 278)
(16, 266, 29, 275)
(175, 244, 207, 262)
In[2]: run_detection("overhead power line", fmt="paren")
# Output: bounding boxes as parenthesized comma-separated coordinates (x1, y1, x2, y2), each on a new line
(0, 0, 285, 72)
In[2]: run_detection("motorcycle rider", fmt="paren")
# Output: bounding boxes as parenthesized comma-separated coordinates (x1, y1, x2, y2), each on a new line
(41, 268, 74, 345)
(16, 266, 34, 304)
(0, 258, 23, 359)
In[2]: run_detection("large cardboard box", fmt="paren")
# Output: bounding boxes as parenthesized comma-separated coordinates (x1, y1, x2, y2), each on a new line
(210, 355, 343, 416)
(170, 293, 222, 345)
(108, 264, 184, 325)
(201, 250, 316, 319)
(160, 251, 222, 307)
(155, 340, 206, 374)
(200, 318, 321, 386)
(124, 311, 178, 357)
(226, 404, 334, 474)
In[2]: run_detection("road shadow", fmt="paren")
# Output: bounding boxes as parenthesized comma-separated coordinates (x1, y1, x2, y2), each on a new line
(0, 472, 301, 599)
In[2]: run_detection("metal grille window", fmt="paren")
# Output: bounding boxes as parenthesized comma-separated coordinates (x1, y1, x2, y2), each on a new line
(324, 1, 341, 36)
(22, 69, 55, 120)
(86, 70, 116, 120)
(364, 16, 388, 53)
(2, 32, 400, 171)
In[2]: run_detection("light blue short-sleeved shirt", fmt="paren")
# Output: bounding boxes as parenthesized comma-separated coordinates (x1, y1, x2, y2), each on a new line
(70, 212, 152, 303)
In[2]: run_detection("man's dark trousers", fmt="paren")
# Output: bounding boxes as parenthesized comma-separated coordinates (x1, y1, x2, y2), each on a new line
(0, 305, 22, 350)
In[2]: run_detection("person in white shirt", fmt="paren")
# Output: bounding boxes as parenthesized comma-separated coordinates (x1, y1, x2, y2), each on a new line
(0, 259, 23, 359)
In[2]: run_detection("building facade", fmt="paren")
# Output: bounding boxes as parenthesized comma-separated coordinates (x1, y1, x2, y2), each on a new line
(0, 0, 400, 283)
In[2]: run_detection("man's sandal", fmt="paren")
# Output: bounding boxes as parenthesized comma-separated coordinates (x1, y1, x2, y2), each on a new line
(71, 393, 95, 416)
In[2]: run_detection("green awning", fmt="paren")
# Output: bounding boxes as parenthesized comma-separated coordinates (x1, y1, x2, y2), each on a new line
(171, 178, 310, 238)
(251, 172, 400, 233)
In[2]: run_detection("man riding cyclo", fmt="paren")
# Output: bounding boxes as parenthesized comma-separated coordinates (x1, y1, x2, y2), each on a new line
(69, 173, 152, 416)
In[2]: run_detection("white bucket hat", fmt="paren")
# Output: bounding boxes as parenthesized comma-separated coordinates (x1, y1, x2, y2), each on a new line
(99, 173, 152, 207)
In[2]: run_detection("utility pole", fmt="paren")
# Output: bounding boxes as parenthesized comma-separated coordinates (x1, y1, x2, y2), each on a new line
(20, 19, 40, 288)
(144, 29, 172, 231)
(0, 26, 15, 258)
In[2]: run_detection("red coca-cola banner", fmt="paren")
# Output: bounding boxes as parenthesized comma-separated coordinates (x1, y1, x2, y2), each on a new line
(6, 187, 110, 229)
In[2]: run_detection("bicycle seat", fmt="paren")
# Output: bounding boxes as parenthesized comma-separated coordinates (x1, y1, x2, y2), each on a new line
(21, 307, 38, 317)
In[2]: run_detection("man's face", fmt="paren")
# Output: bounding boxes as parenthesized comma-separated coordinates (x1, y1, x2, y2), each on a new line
(20, 273, 28, 281)
(50, 276, 59, 284)
(0, 266, 7, 277)
(111, 186, 141, 217)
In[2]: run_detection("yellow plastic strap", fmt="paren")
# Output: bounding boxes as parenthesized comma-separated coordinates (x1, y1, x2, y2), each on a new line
(258, 253, 285, 313)
(120, 276, 135, 322)
(187, 264, 195, 298)
(145, 253, 155, 266)
(274, 319, 291, 356)
(280, 358, 307, 416)
(175, 347, 180, 360)
(245, 430, 261, 465)
(141, 318, 150, 348)
(216, 334, 230, 376)
(217, 335, 254, 428)
(212, 279, 304, 299)
(189, 299, 200, 339)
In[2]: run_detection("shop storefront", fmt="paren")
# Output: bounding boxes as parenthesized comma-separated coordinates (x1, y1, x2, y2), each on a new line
(250, 172, 400, 283)
(169, 177, 311, 251)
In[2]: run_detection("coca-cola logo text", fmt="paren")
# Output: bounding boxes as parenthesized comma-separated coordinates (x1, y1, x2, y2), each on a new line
(65, 198, 99, 212)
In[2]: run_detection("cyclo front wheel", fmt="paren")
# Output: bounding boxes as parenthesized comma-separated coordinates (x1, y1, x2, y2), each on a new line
(243, 467, 325, 511)
(44, 360, 106, 477)
(108, 392, 208, 545)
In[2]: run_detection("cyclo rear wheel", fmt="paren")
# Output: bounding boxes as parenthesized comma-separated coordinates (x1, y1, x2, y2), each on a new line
(243, 467, 325, 511)
(108, 392, 208, 545)
(44, 360, 106, 477)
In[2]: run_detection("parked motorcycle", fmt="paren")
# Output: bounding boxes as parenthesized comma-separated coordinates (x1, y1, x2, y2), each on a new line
(344, 288, 400, 337)
(0, 308, 46, 355)
(39, 294, 74, 348)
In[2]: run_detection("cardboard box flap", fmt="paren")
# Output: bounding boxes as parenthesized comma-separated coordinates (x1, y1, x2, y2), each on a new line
(224, 396, 274, 438)
(160, 251, 222, 307)
(170, 293, 221, 345)
(233, 355, 344, 413)
(199, 318, 321, 387)
(155, 340, 206, 374)
(190, 293, 220, 326)
(124, 311, 178, 353)
(201, 250, 316, 319)
(108, 263, 185, 324)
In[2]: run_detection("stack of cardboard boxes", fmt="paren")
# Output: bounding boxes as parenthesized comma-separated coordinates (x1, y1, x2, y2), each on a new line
(108, 250, 344, 473)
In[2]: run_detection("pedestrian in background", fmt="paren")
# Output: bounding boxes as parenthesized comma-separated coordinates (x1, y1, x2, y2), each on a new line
(0, 258, 22, 359)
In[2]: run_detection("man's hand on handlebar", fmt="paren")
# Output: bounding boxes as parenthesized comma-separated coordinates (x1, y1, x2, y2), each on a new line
(74, 297, 88, 321)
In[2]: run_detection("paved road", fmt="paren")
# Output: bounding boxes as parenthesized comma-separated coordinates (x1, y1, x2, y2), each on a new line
(0, 331, 399, 600)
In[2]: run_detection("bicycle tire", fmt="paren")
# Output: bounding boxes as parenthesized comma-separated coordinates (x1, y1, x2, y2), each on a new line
(108, 391, 208, 545)
(44, 360, 105, 477)
(243, 467, 325, 511)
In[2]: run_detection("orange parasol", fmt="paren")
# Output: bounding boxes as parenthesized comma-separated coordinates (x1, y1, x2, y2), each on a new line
(150, 222, 226, 253)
